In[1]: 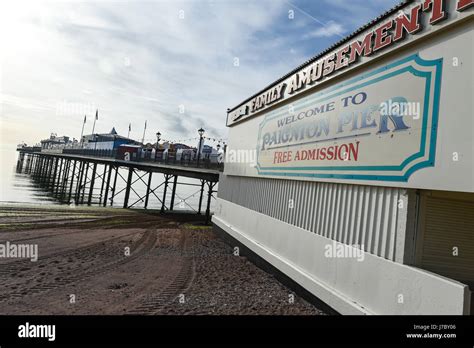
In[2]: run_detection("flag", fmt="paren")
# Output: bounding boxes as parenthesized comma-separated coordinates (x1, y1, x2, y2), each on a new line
(129, 123, 131, 131)
(144, 120, 147, 130)
(83, 115, 86, 124)
(95, 109, 98, 120)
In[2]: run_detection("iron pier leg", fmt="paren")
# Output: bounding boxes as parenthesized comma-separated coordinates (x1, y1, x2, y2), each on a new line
(51, 158, 59, 192)
(68, 160, 77, 203)
(75, 161, 85, 204)
(123, 168, 134, 209)
(44, 157, 51, 186)
(99, 164, 107, 204)
(170, 175, 178, 211)
(205, 182, 215, 225)
(197, 180, 205, 215)
(80, 162, 89, 204)
(144, 171, 152, 209)
(55, 158, 64, 195)
(110, 166, 118, 206)
(38, 157, 45, 184)
(160, 174, 170, 213)
(103, 165, 113, 207)
(60, 159, 69, 200)
(87, 163, 97, 205)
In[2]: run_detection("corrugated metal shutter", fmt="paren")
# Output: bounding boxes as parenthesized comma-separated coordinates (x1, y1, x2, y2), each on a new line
(419, 192, 474, 285)
(218, 174, 404, 261)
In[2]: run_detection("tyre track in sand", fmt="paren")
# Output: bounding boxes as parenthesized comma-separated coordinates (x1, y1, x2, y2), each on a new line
(0, 229, 157, 303)
(125, 229, 195, 314)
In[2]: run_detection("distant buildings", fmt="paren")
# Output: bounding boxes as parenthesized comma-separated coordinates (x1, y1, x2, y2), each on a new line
(81, 127, 140, 150)
(40, 133, 72, 150)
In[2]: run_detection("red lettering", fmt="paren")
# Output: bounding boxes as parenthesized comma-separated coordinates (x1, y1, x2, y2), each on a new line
(374, 20, 393, 51)
(273, 151, 281, 164)
(273, 151, 293, 163)
(422, 0, 447, 24)
(322, 53, 336, 77)
(457, 0, 474, 11)
(349, 141, 360, 161)
(327, 146, 334, 160)
(349, 32, 373, 64)
(394, 5, 422, 42)
(319, 148, 327, 160)
(335, 45, 350, 71)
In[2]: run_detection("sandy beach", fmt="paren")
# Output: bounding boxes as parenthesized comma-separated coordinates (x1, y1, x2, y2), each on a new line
(0, 204, 326, 315)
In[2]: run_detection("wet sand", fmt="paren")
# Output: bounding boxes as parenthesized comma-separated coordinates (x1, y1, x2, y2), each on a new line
(0, 204, 326, 315)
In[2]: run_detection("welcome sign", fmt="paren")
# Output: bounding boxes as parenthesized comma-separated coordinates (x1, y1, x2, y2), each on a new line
(256, 54, 442, 182)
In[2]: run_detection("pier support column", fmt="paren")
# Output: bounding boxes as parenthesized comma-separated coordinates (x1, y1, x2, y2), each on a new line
(30, 154, 35, 173)
(144, 172, 152, 209)
(110, 166, 119, 206)
(87, 163, 97, 205)
(75, 161, 85, 204)
(38, 156, 44, 180)
(17, 152, 25, 172)
(55, 158, 64, 195)
(123, 167, 134, 209)
(160, 174, 170, 213)
(33, 155, 39, 178)
(197, 180, 205, 215)
(60, 159, 69, 200)
(40, 157, 46, 184)
(80, 162, 89, 204)
(99, 164, 107, 204)
(44, 157, 51, 186)
(67, 160, 77, 203)
(205, 181, 216, 225)
(170, 175, 178, 211)
(51, 157, 59, 192)
(38, 157, 45, 184)
(48, 157, 54, 187)
(68, 160, 76, 203)
(103, 165, 113, 207)
(31, 155, 37, 175)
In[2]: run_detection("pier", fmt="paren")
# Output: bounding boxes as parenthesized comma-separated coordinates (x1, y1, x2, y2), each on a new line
(16, 148, 220, 224)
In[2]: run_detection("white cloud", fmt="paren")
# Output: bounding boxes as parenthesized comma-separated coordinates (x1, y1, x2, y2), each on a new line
(0, 0, 299, 145)
(303, 20, 345, 39)
(0, 0, 398, 147)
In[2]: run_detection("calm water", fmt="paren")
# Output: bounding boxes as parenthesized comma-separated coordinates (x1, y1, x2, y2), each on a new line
(0, 145, 217, 212)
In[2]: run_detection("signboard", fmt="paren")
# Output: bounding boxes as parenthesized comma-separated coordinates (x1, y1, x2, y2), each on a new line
(256, 54, 442, 182)
(227, 0, 472, 127)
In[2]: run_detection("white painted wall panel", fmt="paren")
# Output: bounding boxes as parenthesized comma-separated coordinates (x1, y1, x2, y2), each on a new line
(213, 198, 470, 314)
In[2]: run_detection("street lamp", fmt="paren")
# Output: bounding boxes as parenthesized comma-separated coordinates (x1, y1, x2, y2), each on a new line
(156, 132, 161, 149)
(155, 132, 161, 161)
(197, 127, 205, 167)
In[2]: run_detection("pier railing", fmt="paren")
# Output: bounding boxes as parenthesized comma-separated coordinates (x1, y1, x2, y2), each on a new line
(24, 148, 225, 171)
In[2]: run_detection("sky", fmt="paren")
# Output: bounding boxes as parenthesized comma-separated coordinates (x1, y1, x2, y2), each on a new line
(0, 0, 401, 148)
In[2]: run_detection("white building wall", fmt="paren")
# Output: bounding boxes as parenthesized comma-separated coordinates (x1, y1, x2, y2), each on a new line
(214, 3, 473, 314)
(213, 198, 470, 314)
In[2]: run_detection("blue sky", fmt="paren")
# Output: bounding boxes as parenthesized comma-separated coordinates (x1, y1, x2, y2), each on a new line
(0, 0, 400, 147)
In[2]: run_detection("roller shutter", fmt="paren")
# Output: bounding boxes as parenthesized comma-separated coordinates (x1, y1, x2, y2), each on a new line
(418, 191, 474, 286)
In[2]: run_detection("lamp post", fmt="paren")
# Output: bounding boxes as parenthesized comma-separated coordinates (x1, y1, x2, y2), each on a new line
(197, 127, 205, 167)
(216, 143, 222, 166)
(155, 132, 161, 161)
